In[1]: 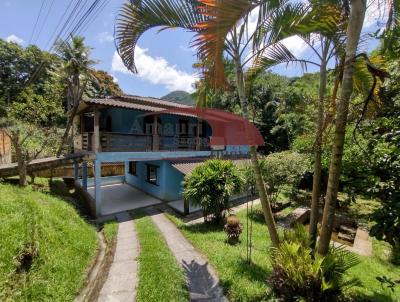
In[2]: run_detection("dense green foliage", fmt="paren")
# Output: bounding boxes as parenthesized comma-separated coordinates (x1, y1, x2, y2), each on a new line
(183, 159, 242, 223)
(0, 38, 121, 125)
(0, 180, 98, 301)
(240, 151, 310, 206)
(134, 213, 188, 302)
(270, 225, 360, 301)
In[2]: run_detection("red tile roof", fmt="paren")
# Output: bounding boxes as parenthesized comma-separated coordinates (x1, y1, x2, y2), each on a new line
(84, 94, 191, 112)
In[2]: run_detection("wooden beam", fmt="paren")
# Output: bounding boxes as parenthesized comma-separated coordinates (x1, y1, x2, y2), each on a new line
(196, 120, 201, 151)
(152, 115, 159, 151)
(93, 107, 101, 152)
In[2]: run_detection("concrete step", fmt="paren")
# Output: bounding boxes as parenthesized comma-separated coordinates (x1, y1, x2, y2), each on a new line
(339, 224, 357, 235)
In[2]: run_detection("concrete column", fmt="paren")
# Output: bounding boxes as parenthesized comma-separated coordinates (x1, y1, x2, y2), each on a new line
(93, 108, 101, 152)
(124, 161, 129, 181)
(152, 115, 159, 151)
(82, 161, 88, 191)
(94, 159, 102, 217)
(73, 160, 79, 180)
(184, 198, 189, 216)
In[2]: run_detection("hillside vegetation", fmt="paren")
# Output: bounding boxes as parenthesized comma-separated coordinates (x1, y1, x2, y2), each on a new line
(161, 90, 195, 106)
(0, 180, 98, 301)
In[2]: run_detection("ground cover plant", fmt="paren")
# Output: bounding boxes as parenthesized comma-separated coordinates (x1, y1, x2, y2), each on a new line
(133, 213, 188, 302)
(0, 179, 98, 301)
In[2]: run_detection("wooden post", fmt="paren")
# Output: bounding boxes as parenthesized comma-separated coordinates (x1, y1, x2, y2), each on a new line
(152, 115, 159, 151)
(93, 108, 100, 152)
(196, 119, 201, 151)
(73, 160, 79, 180)
(82, 161, 88, 191)
(94, 159, 102, 217)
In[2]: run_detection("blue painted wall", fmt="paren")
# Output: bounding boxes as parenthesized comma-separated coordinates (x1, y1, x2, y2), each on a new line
(101, 108, 211, 137)
(125, 160, 184, 201)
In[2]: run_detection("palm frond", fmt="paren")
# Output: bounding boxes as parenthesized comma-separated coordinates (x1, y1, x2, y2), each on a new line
(192, 0, 260, 87)
(115, 0, 206, 73)
(249, 2, 342, 77)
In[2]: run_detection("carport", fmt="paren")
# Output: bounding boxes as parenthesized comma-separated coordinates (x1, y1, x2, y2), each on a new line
(87, 183, 163, 216)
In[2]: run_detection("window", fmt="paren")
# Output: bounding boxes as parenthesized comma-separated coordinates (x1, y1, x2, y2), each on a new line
(178, 119, 189, 135)
(146, 164, 158, 185)
(128, 161, 137, 175)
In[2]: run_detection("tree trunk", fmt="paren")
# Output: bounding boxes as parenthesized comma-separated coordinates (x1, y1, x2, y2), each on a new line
(317, 0, 366, 255)
(233, 50, 280, 247)
(309, 41, 329, 249)
(56, 104, 79, 156)
(57, 73, 82, 157)
(15, 143, 27, 186)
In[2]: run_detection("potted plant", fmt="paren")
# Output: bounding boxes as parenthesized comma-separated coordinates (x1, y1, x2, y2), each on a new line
(224, 215, 243, 244)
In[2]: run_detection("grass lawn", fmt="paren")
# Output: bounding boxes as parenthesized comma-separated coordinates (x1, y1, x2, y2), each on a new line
(0, 179, 98, 301)
(133, 213, 188, 302)
(102, 220, 118, 244)
(167, 204, 400, 301)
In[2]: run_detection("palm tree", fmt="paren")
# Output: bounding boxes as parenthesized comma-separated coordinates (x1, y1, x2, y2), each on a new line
(191, 0, 394, 256)
(116, 0, 338, 246)
(115, 0, 336, 247)
(251, 3, 345, 248)
(56, 36, 96, 156)
(317, 0, 367, 255)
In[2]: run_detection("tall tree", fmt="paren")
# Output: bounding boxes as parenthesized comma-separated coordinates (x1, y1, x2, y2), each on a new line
(55, 36, 96, 156)
(317, 0, 366, 255)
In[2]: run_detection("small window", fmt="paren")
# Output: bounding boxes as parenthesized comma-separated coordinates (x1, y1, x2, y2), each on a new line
(146, 164, 158, 185)
(128, 161, 137, 175)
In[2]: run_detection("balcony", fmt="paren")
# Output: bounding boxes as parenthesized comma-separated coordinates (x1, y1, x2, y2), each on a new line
(75, 132, 210, 152)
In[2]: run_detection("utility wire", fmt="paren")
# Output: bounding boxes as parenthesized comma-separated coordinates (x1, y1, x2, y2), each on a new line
(76, 0, 109, 36)
(33, 0, 56, 44)
(19, 0, 106, 92)
(44, 0, 77, 50)
(29, 0, 46, 44)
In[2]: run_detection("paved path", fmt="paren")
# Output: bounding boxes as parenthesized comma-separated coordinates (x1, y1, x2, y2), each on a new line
(98, 212, 139, 302)
(148, 209, 228, 302)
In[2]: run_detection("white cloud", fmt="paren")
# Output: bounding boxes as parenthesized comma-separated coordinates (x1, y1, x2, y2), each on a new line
(281, 36, 308, 57)
(5, 34, 24, 45)
(111, 47, 197, 92)
(97, 31, 114, 43)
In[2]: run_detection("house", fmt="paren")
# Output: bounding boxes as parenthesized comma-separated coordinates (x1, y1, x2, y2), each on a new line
(72, 94, 256, 217)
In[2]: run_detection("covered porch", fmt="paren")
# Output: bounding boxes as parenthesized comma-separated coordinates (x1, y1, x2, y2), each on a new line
(73, 150, 212, 218)
(87, 183, 163, 216)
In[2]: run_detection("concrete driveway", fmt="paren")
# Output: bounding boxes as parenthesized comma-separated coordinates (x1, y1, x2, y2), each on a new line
(88, 183, 163, 216)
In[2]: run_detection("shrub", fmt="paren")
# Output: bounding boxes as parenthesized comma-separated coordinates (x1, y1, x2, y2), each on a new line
(241, 151, 310, 207)
(269, 225, 360, 301)
(369, 120, 400, 264)
(223, 215, 243, 244)
(183, 159, 242, 223)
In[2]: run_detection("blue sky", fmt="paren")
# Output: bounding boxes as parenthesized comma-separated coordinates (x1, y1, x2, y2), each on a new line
(0, 0, 385, 98)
